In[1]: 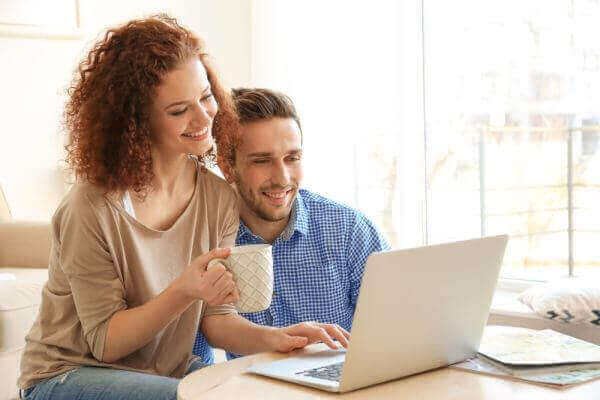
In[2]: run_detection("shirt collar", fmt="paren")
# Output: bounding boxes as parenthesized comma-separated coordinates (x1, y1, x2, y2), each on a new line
(238, 190, 309, 242)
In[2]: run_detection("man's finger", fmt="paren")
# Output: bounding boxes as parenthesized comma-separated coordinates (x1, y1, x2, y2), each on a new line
(312, 326, 338, 349)
(321, 324, 349, 348)
(336, 324, 351, 340)
(287, 335, 308, 350)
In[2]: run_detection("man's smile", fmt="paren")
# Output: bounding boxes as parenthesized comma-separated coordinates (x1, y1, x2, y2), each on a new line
(262, 188, 294, 206)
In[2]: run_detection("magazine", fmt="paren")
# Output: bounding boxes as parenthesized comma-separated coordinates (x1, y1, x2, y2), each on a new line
(450, 325, 600, 387)
(452, 355, 600, 388)
(478, 326, 600, 369)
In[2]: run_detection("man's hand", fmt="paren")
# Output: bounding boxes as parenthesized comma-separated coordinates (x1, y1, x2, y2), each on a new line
(266, 322, 351, 353)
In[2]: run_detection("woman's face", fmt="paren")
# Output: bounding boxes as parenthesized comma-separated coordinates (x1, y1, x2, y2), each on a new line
(149, 58, 218, 158)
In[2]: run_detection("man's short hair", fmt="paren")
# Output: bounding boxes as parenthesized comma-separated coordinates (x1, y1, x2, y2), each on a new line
(217, 88, 302, 170)
(232, 88, 302, 133)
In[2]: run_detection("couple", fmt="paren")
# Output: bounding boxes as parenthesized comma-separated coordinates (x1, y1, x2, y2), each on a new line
(18, 15, 388, 400)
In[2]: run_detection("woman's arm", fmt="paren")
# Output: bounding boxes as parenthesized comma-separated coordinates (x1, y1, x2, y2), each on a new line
(102, 248, 238, 363)
(103, 283, 193, 363)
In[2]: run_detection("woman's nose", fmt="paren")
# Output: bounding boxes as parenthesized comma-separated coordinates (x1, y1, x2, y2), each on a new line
(190, 102, 212, 127)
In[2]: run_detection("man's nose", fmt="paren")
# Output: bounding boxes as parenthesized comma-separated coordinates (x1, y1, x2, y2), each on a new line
(272, 161, 291, 185)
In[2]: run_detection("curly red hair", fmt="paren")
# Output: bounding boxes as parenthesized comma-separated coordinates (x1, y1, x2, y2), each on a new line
(65, 14, 239, 194)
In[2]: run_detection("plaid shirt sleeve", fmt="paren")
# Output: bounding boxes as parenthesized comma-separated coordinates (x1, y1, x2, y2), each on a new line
(346, 212, 391, 307)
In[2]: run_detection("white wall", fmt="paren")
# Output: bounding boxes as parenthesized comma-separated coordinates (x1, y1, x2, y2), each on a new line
(0, 0, 252, 220)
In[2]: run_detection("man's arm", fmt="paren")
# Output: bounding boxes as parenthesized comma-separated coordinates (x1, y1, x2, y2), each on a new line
(200, 313, 350, 355)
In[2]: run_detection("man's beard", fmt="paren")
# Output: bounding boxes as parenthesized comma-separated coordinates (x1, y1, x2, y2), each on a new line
(235, 177, 297, 223)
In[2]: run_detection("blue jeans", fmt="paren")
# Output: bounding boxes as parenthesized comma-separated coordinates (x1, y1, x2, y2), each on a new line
(21, 357, 207, 400)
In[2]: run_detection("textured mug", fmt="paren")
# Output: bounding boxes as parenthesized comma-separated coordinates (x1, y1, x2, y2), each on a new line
(207, 244, 273, 313)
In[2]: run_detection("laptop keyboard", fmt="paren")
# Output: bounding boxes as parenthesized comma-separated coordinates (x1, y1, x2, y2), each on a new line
(295, 362, 344, 382)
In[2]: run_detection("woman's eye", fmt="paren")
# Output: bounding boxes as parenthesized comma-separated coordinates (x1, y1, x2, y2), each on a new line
(170, 108, 187, 116)
(201, 93, 214, 102)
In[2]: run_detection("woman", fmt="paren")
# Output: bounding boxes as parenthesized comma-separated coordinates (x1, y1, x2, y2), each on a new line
(18, 15, 348, 400)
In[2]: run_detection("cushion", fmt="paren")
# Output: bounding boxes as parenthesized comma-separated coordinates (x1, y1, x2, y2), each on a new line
(0, 270, 46, 400)
(518, 280, 600, 326)
(0, 268, 48, 285)
(0, 279, 44, 353)
(0, 348, 21, 400)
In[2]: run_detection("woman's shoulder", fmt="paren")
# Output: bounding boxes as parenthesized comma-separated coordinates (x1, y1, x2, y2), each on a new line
(197, 167, 237, 204)
(52, 182, 112, 226)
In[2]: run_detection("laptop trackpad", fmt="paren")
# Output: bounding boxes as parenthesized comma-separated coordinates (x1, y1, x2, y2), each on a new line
(248, 349, 347, 376)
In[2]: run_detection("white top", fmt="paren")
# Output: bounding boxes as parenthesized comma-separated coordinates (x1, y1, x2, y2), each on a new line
(122, 191, 136, 218)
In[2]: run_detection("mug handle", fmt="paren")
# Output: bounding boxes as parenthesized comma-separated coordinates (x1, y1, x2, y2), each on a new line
(207, 258, 229, 270)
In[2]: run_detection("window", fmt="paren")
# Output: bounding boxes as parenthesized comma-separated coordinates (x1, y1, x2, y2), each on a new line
(250, 0, 600, 280)
(423, 0, 600, 279)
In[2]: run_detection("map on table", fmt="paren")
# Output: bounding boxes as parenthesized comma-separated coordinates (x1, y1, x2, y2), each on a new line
(479, 325, 600, 366)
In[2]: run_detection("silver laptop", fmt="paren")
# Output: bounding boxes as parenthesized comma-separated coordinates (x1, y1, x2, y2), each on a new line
(246, 235, 508, 393)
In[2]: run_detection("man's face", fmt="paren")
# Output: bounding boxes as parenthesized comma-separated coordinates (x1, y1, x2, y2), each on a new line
(230, 117, 303, 223)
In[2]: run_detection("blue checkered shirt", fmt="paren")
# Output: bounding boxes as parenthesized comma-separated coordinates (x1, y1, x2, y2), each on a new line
(192, 189, 390, 362)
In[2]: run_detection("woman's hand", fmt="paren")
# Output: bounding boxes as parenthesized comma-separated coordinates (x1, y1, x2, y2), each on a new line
(265, 322, 351, 353)
(173, 248, 239, 306)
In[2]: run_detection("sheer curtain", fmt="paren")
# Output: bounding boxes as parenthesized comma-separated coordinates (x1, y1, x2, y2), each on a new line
(250, 0, 425, 249)
(248, 0, 600, 280)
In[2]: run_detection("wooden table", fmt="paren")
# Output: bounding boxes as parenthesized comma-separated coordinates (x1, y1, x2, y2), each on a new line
(178, 344, 600, 400)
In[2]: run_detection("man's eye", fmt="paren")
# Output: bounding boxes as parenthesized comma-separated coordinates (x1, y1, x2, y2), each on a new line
(253, 159, 269, 164)
(288, 157, 301, 162)
(170, 108, 187, 116)
(201, 93, 214, 102)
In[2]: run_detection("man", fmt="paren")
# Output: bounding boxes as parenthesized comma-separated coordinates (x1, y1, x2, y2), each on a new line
(193, 88, 390, 362)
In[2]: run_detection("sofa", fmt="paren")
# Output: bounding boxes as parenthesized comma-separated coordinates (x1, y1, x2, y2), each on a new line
(0, 187, 50, 400)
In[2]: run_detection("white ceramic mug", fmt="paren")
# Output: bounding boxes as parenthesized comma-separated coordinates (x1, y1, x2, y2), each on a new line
(207, 244, 273, 313)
